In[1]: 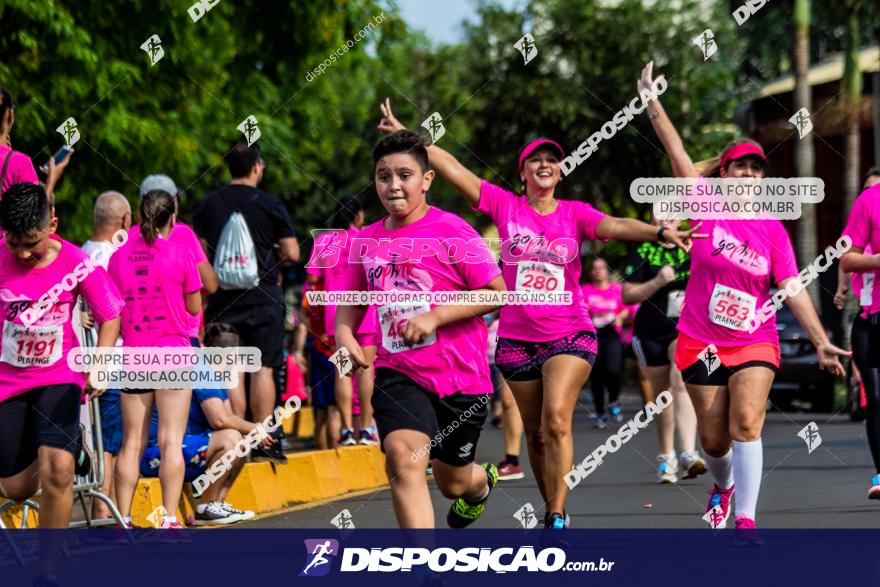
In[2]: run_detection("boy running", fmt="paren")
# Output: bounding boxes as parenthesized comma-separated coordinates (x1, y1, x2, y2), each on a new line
(335, 131, 506, 529)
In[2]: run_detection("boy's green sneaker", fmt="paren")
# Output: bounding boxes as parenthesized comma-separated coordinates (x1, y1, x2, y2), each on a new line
(446, 463, 498, 528)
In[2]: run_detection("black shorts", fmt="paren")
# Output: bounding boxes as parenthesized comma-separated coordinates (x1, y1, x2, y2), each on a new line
(851, 314, 871, 373)
(680, 360, 777, 386)
(631, 331, 678, 367)
(205, 303, 285, 367)
(866, 312, 880, 369)
(372, 367, 488, 467)
(0, 384, 81, 478)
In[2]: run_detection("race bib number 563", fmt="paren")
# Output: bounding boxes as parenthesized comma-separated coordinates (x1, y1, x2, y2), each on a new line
(709, 284, 756, 332)
(379, 303, 436, 354)
(1, 321, 63, 367)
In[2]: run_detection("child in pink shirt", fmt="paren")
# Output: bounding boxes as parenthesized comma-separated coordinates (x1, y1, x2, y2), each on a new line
(107, 189, 202, 530)
(0, 182, 121, 528)
(335, 130, 505, 529)
(306, 195, 379, 446)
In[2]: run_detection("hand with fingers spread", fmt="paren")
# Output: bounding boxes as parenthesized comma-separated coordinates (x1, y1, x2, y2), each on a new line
(377, 98, 407, 135)
(638, 61, 666, 104)
(815, 341, 850, 377)
(660, 221, 706, 253)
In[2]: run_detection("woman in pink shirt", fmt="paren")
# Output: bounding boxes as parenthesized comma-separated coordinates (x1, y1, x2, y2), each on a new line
(0, 183, 121, 528)
(840, 168, 880, 500)
(377, 99, 700, 529)
(641, 61, 847, 537)
(108, 190, 203, 530)
(581, 258, 629, 427)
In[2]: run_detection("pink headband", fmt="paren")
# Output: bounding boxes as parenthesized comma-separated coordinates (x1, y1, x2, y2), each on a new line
(518, 138, 564, 170)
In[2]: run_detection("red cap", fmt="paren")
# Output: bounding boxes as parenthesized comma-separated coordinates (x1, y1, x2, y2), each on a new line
(720, 142, 768, 171)
(518, 138, 564, 171)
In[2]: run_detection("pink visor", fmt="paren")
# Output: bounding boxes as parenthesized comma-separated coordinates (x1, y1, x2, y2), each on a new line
(518, 138, 564, 170)
(721, 142, 768, 170)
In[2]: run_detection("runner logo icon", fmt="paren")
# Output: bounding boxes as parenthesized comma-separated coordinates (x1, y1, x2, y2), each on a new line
(300, 539, 339, 577)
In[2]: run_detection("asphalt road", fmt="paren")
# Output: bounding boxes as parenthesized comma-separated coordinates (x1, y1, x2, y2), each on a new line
(241, 388, 879, 529)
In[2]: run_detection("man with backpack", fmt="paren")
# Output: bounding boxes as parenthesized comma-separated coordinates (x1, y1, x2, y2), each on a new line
(194, 141, 299, 464)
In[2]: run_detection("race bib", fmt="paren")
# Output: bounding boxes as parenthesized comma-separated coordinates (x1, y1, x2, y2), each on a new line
(379, 303, 436, 354)
(592, 312, 615, 329)
(861, 274, 874, 308)
(515, 261, 565, 293)
(709, 284, 756, 331)
(1, 321, 63, 367)
(667, 290, 685, 318)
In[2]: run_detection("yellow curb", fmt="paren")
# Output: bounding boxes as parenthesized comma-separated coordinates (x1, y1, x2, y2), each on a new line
(1, 445, 387, 528)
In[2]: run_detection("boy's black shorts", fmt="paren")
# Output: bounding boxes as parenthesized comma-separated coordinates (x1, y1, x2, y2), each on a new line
(372, 367, 489, 467)
(0, 384, 81, 477)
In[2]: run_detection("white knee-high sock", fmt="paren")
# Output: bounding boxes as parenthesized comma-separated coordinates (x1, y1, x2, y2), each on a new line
(732, 439, 763, 520)
(704, 448, 734, 490)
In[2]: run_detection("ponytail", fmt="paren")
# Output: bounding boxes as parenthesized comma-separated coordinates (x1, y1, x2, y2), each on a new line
(140, 189, 175, 244)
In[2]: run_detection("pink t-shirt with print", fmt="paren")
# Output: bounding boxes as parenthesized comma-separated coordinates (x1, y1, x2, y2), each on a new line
(0, 145, 39, 194)
(842, 184, 880, 315)
(0, 236, 123, 401)
(345, 206, 501, 397)
(581, 282, 625, 333)
(306, 226, 379, 338)
(475, 180, 606, 342)
(677, 219, 799, 346)
(108, 234, 202, 348)
(130, 222, 207, 339)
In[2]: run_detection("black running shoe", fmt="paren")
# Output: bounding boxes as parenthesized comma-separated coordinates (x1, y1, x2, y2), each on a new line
(446, 464, 498, 528)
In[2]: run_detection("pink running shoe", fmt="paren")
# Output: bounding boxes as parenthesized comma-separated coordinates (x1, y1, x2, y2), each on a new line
(705, 484, 734, 529)
(159, 519, 190, 544)
(734, 516, 764, 546)
(868, 475, 880, 500)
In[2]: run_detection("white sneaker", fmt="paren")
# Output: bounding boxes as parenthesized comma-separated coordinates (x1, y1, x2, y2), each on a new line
(220, 501, 255, 521)
(678, 451, 707, 479)
(657, 453, 678, 484)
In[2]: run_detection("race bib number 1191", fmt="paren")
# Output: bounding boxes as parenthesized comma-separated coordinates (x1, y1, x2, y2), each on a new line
(1, 321, 63, 367)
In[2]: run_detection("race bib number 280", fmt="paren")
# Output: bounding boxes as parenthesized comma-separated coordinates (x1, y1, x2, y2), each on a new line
(515, 261, 565, 293)
(709, 284, 756, 332)
(379, 303, 436, 354)
(1, 321, 63, 367)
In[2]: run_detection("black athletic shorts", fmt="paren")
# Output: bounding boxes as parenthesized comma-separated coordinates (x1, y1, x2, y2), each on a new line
(631, 331, 678, 367)
(680, 360, 777, 386)
(372, 367, 489, 467)
(205, 303, 285, 367)
(0, 384, 81, 477)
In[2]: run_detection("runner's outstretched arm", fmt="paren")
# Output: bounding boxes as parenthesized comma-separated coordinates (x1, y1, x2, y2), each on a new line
(841, 246, 880, 273)
(377, 98, 481, 207)
(639, 62, 698, 179)
(782, 279, 849, 376)
(596, 216, 703, 254)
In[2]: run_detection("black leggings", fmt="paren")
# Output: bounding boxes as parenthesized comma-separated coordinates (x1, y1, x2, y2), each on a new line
(855, 315, 880, 473)
(591, 326, 622, 416)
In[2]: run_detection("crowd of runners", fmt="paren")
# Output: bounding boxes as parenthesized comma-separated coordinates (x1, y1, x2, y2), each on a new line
(0, 58, 878, 540)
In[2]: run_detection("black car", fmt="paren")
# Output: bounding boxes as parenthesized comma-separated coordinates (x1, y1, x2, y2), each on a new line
(770, 304, 836, 412)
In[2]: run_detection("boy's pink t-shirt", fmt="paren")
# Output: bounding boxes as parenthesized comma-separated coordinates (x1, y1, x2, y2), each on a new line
(677, 219, 799, 347)
(346, 206, 501, 397)
(475, 180, 606, 342)
(130, 223, 207, 339)
(0, 236, 123, 401)
(306, 226, 379, 338)
(108, 234, 202, 348)
(0, 145, 39, 194)
(581, 282, 625, 333)
(842, 184, 880, 315)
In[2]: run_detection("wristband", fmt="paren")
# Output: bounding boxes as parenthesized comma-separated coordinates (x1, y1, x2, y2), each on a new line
(657, 226, 668, 243)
